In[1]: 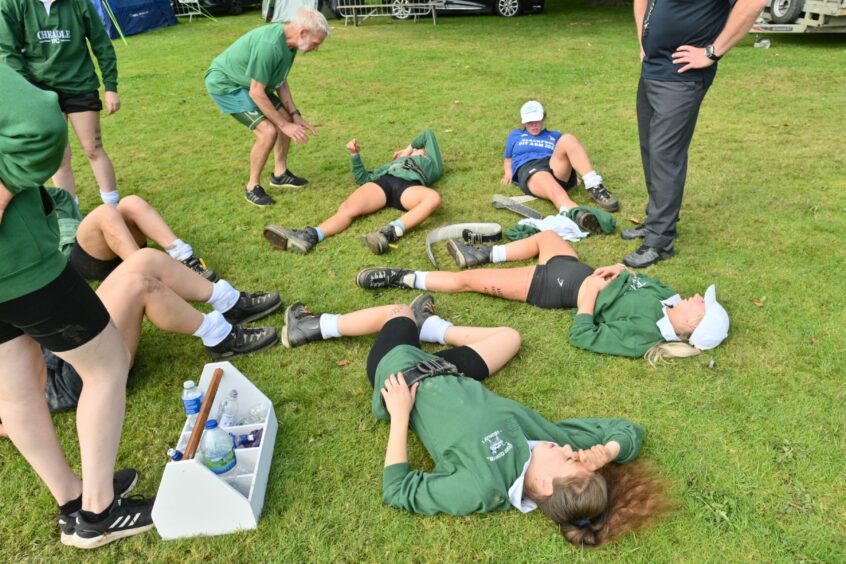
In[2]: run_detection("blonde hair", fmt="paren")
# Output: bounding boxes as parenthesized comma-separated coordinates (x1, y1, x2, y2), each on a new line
(644, 341, 701, 367)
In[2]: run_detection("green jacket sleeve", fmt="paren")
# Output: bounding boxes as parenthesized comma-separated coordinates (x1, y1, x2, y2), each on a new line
(0, 2, 28, 77)
(351, 154, 373, 185)
(410, 128, 443, 182)
(382, 462, 485, 515)
(552, 418, 643, 464)
(569, 313, 661, 357)
(82, 0, 118, 92)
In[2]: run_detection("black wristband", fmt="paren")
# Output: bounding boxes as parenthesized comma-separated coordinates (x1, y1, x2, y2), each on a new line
(290, 109, 301, 117)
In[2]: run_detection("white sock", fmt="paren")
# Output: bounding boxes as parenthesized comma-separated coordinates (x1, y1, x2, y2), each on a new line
(414, 271, 428, 290)
(166, 239, 194, 261)
(583, 171, 603, 189)
(100, 190, 119, 207)
(319, 313, 342, 339)
(419, 315, 453, 345)
(193, 311, 233, 347)
(208, 280, 240, 312)
(559, 205, 571, 214)
(491, 245, 508, 264)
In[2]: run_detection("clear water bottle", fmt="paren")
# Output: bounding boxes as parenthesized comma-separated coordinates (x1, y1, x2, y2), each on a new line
(182, 380, 203, 430)
(200, 419, 237, 475)
(217, 389, 239, 428)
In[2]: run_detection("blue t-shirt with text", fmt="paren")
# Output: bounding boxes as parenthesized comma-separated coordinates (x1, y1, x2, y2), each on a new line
(504, 129, 562, 182)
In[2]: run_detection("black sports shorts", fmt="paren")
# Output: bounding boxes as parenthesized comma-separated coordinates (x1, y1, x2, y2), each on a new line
(373, 174, 419, 211)
(70, 239, 122, 282)
(37, 85, 103, 114)
(0, 262, 110, 352)
(515, 157, 578, 196)
(366, 317, 489, 387)
(526, 255, 594, 309)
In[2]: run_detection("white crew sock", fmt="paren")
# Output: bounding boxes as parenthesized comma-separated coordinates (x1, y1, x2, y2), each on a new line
(491, 245, 508, 264)
(559, 205, 571, 214)
(583, 171, 603, 189)
(414, 271, 428, 290)
(100, 190, 119, 207)
(319, 313, 342, 339)
(419, 315, 453, 345)
(208, 280, 240, 312)
(193, 311, 233, 347)
(389, 220, 406, 237)
(166, 238, 194, 261)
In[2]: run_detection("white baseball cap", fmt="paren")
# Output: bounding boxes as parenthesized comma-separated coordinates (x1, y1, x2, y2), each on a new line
(688, 285, 730, 350)
(520, 100, 544, 124)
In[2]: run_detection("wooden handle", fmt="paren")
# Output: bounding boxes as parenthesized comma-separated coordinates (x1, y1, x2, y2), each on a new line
(184, 367, 224, 460)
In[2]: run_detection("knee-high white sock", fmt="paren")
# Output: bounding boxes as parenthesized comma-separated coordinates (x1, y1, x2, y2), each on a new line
(319, 313, 342, 339)
(100, 190, 119, 207)
(491, 245, 508, 264)
(166, 238, 194, 261)
(583, 171, 603, 189)
(208, 280, 240, 312)
(193, 311, 233, 347)
(420, 315, 453, 345)
(414, 271, 428, 290)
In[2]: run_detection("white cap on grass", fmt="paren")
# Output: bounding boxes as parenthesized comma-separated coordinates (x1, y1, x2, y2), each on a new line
(689, 285, 730, 350)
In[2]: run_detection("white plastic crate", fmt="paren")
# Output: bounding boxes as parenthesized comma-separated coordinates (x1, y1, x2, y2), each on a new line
(152, 361, 277, 539)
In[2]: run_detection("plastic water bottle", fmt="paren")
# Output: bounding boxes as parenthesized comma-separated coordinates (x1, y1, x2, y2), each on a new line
(166, 448, 183, 461)
(217, 389, 239, 428)
(182, 381, 203, 430)
(200, 419, 238, 475)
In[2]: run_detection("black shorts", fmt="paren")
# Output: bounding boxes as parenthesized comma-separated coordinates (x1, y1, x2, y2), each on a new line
(0, 262, 110, 352)
(365, 317, 489, 387)
(69, 239, 122, 282)
(373, 174, 419, 211)
(526, 255, 594, 310)
(515, 157, 578, 196)
(35, 84, 102, 114)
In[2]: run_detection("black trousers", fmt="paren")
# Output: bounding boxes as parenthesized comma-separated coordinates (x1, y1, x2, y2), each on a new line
(636, 77, 709, 249)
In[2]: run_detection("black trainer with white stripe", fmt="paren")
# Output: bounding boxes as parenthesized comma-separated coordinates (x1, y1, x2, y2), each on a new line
(58, 468, 139, 543)
(67, 495, 155, 549)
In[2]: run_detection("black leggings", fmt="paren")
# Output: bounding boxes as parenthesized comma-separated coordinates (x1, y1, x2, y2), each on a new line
(366, 317, 489, 387)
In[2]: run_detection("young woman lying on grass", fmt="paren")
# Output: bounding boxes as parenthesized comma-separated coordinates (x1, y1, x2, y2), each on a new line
(277, 296, 665, 546)
(356, 231, 729, 363)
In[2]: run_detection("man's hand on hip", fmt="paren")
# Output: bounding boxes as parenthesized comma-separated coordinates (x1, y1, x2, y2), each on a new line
(672, 45, 715, 73)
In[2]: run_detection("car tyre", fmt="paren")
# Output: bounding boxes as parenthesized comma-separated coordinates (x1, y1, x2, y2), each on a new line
(495, 0, 520, 17)
(391, 0, 413, 20)
(770, 0, 804, 24)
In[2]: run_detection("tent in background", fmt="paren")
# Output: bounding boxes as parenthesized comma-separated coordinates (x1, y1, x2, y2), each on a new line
(91, 0, 178, 39)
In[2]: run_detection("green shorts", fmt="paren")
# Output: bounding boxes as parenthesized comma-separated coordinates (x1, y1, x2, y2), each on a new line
(209, 87, 283, 130)
(231, 93, 283, 130)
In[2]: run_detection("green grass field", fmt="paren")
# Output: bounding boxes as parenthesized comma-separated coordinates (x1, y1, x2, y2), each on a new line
(2, 1, 844, 561)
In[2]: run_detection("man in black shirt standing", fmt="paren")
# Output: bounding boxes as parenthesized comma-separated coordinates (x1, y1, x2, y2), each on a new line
(624, 0, 768, 267)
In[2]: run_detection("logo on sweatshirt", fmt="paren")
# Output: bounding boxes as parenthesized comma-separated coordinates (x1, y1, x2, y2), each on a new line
(37, 30, 72, 44)
(483, 430, 513, 462)
(629, 275, 647, 291)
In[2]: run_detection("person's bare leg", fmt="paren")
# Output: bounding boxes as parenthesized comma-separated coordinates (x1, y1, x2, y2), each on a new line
(424, 267, 536, 302)
(54, 322, 130, 513)
(396, 186, 441, 230)
(549, 134, 594, 179)
(443, 325, 521, 375)
(337, 304, 413, 336)
(76, 204, 142, 260)
(52, 136, 78, 197)
(273, 123, 291, 176)
(0, 336, 82, 504)
(526, 171, 578, 210)
(317, 183, 387, 237)
(67, 111, 117, 195)
(116, 248, 214, 302)
(116, 195, 178, 248)
(248, 121, 277, 190)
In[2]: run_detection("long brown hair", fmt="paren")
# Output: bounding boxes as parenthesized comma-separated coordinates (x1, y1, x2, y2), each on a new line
(535, 461, 668, 547)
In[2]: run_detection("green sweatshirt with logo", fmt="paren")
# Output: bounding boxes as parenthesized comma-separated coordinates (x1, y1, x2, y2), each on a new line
(351, 129, 443, 187)
(0, 64, 69, 302)
(569, 270, 677, 358)
(0, 0, 118, 93)
(373, 345, 643, 515)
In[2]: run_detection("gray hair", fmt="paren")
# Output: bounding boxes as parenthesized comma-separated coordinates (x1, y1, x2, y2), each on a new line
(291, 6, 330, 37)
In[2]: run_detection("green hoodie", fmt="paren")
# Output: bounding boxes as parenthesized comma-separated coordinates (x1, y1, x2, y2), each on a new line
(0, 0, 118, 93)
(569, 270, 677, 357)
(373, 345, 643, 515)
(352, 129, 443, 187)
(0, 64, 69, 302)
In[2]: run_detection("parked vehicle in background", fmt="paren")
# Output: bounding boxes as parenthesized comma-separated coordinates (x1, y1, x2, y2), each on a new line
(327, 0, 543, 20)
(751, 0, 846, 32)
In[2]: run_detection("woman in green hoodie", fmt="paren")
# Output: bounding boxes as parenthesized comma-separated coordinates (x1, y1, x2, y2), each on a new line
(263, 129, 443, 256)
(0, 0, 121, 205)
(278, 296, 666, 546)
(356, 231, 730, 363)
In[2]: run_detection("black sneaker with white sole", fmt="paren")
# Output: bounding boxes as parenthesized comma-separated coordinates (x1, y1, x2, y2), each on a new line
(245, 185, 276, 207)
(281, 303, 322, 348)
(447, 240, 492, 269)
(355, 267, 416, 290)
(180, 255, 218, 282)
(269, 169, 308, 188)
(66, 495, 155, 549)
(206, 325, 278, 360)
(585, 183, 619, 212)
(263, 225, 318, 254)
(223, 291, 282, 325)
(410, 294, 435, 329)
(58, 468, 139, 541)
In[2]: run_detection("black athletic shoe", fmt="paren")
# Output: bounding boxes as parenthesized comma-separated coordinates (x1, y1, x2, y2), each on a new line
(65, 495, 155, 549)
(574, 210, 602, 235)
(447, 240, 492, 269)
(206, 325, 279, 360)
(245, 185, 276, 207)
(180, 255, 218, 282)
(623, 243, 675, 268)
(269, 169, 308, 189)
(58, 468, 139, 541)
(223, 291, 282, 324)
(410, 294, 435, 329)
(620, 226, 647, 240)
(355, 268, 416, 290)
(281, 303, 322, 348)
(363, 225, 400, 255)
(586, 183, 619, 212)
(263, 225, 318, 254)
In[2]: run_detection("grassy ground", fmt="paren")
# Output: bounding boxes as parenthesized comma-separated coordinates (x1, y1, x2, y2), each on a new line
(1, 1, 844, 561)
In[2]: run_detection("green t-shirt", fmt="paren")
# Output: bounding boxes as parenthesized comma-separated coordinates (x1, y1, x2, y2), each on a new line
(205, 24, 296, 95)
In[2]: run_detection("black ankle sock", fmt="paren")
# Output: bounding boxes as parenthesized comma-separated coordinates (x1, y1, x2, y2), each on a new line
(58, 495, 82, 515)
(79, 498, 115, 523)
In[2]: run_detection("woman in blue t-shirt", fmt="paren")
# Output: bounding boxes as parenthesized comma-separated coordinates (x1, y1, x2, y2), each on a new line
(502, 101, 619, 213)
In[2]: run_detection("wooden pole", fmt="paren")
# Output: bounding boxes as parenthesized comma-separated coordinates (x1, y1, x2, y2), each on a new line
(184, 368, 224, 460)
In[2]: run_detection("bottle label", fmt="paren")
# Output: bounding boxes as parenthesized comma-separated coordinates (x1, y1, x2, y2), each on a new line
(183, 396, 202, 415)
(219, 413, 237, 427)
(204, 449, 236, 474)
